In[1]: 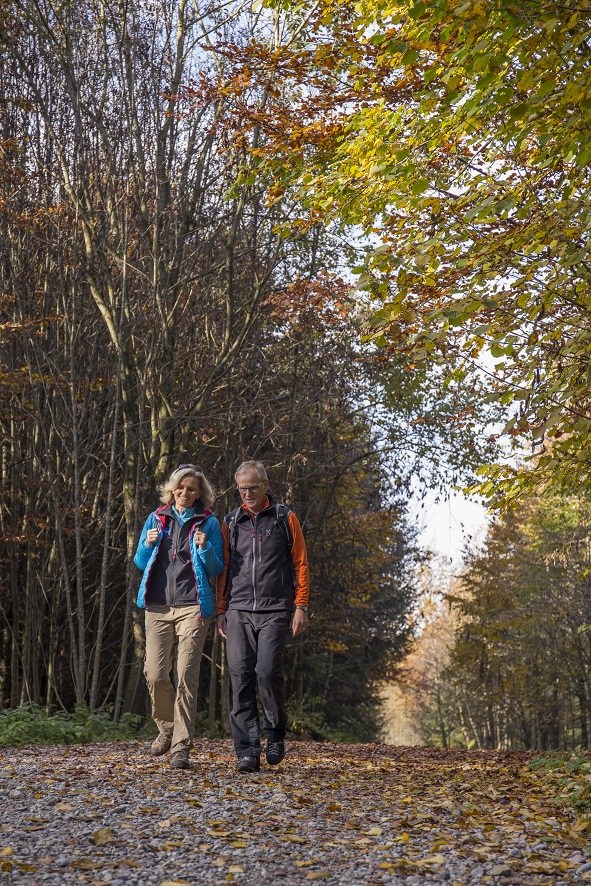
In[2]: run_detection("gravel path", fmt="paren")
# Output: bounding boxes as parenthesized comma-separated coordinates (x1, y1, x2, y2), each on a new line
(0, 740, 589, 884)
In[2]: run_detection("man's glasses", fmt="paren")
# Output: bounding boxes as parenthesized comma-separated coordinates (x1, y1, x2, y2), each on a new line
(238, 483, 263, 495)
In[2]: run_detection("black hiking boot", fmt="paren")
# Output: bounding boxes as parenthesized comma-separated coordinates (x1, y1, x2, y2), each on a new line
(266, 740, 285, 765)
(237, 756, 260, 773)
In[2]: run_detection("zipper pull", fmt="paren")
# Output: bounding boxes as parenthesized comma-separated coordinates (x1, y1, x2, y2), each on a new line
(173, 549, 177, 561)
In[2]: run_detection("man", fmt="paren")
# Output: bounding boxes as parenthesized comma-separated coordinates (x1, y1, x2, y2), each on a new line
(216, 460, 310, 772)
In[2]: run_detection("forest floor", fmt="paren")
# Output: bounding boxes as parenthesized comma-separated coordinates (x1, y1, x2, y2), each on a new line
(0, 740, 590, 885)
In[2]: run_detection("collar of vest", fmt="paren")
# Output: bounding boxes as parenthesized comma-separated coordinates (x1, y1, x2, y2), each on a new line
(157, 501, 211, 520)
(239, 493, 276, 520)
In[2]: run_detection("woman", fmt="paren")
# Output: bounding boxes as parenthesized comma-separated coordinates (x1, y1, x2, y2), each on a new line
(134, 465, 223, 769)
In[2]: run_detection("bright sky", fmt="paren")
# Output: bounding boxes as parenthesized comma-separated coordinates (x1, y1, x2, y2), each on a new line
(412, 490, 490, 563)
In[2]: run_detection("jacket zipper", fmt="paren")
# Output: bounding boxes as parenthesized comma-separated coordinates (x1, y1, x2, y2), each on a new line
(251, 520, 257, 611)
(168, 520, 178, 605)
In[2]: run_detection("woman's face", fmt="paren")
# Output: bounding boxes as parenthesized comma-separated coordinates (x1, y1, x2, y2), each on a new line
(173, 476, 201, 511)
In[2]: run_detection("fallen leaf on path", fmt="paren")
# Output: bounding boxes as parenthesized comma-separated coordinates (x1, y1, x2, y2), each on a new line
(69, 858, 95, 871)
(92, 828, 113, 845)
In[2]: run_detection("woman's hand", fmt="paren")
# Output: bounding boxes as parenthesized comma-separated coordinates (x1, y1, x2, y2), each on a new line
(146, 528, 159, 546)
(193, 529, 207, 550)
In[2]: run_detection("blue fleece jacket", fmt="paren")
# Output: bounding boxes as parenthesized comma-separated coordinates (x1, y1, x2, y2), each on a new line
(134, 509, 223, 617)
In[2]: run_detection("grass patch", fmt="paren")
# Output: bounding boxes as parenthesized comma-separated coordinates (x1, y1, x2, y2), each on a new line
(0, 702, 155, 747)
(527, 751, 591, 814)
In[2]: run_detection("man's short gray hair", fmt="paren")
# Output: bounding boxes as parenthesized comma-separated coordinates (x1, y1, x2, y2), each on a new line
(234, 460, 268, 483)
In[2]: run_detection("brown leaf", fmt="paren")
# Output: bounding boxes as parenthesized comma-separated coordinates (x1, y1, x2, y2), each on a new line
(69, 857, 95, 871)
(92, 828, 113, 846)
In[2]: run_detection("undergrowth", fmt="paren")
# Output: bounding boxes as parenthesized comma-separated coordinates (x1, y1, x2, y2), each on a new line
(528, 751, 591, 814)
(0, 702, 155, 747)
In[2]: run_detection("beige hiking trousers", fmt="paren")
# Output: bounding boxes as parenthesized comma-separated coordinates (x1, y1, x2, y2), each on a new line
(144, 605, 211, 754)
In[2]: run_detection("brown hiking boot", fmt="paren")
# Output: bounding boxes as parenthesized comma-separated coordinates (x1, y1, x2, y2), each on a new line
(150, 733, 172, 756)
(170, 748, 190, 770)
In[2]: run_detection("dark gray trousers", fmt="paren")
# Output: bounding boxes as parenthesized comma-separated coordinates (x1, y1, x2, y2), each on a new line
(225, 609, 291, 759)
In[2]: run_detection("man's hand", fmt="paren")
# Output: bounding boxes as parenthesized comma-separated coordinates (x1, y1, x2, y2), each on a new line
(291, 608, 309, 637)
(216, 614, 227, 639)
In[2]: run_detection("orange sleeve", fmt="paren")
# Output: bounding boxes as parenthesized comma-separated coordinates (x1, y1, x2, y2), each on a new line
(289, 511, 310, 608)
(215, 519, 231, 616)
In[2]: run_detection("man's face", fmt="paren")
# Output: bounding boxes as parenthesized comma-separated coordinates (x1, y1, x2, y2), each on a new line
(237, 470, 269, 513)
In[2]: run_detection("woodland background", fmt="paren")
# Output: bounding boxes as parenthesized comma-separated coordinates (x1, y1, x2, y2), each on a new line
(2, 0, 591, 751)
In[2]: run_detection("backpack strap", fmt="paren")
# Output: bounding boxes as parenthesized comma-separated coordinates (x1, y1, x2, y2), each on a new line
(275, 503, 296, 585)
(275, 503, 293, 551)
(225, 507, 242, 555)
(189, 508, 213, 539)
(155, 505, 170, 534)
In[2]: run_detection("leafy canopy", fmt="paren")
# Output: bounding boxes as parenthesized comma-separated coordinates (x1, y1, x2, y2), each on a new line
(244, 0, 591, 506)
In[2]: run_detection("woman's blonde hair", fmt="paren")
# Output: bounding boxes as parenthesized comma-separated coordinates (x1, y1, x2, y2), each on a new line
(159, 466, 215, 509)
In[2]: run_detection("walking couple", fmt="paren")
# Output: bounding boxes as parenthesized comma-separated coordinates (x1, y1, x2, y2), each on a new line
(133, 460, 310, 771)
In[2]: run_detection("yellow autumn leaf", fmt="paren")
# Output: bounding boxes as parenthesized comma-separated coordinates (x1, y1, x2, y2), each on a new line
(92, 828, 113, 846)
(228, 865, 244, 873)
(365, 826, 382, 836)
(69, 858, 95, 871)
(420, 854, 446, 866)
(0, 849, 13, 857)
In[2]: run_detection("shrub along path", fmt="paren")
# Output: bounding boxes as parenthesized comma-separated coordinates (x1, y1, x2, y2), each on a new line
(0, 740, 590, 885)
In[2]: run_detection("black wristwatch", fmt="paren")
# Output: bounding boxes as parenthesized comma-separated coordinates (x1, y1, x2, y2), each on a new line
(296, 605, 309, 612)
